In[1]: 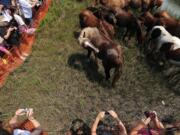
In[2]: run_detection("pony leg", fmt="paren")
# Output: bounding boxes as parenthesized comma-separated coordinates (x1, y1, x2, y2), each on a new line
(128, 29, 132, 41)
(93, 52, 99, 69)
(87, 50, 92, 58)
(122, 28, 128, 41)
(105, 68, 110, 80)
(103, 61, 110, 80)
(112, 66, 122, 87)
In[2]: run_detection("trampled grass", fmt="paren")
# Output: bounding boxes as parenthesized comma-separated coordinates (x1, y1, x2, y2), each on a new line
(0, 0, 179, 134)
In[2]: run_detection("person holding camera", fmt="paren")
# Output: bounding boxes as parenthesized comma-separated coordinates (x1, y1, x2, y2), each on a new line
(91, 110, 127, 135)
(130, 111, 165, 135)
(8, 108, 43, 135)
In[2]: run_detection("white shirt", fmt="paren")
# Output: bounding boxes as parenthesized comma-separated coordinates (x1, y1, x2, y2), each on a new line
(2, 10, 12, 22)
(13, 129, 31, 135)
(0, 36, 4, 44)
(14, 14, 26, 26)
(18, 0, 33, 19)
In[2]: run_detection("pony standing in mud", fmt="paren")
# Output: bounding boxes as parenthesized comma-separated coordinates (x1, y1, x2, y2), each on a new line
(78, 27, 124, 86)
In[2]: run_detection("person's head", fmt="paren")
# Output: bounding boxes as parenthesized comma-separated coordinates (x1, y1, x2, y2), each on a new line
(96, 118, 120, 135)
(0, 4, 4, 12)
(70, 119, 91, 135)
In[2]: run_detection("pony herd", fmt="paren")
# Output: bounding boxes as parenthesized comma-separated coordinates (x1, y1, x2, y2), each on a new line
(76, 0, 180, 88)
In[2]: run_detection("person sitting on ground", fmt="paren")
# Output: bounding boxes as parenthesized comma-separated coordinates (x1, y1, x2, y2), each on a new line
(130, 111, 169, 135)
(0, 0, 12, 8)
(0, 21, 28, 60)
(8, 6, 36, 34)
(92, 110, 127, 135)
(0, 4, 11, 27)
(17, 0, 39, 25)
(0, 25, 16, 58)
(8, 108, 43, 135)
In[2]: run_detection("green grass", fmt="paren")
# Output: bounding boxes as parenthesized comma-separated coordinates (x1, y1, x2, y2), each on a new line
(0, 0, 179, 134)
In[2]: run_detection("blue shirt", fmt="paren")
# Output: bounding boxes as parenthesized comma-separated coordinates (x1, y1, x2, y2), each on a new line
(0, 0, 11, 7)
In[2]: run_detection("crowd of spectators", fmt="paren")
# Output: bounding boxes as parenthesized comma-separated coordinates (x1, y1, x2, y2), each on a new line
(0, 108, 44, 135)
(66, 110, 180, 135)
(0, 109, 179, 135)
(0, 0, 43, 61)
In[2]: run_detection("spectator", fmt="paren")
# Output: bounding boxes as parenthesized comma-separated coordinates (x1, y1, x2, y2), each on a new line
(17, 0, 38, 25)
(130, 111, 165, 135)
(66, 119, 91, 135)
(9, 108, 43, 135)
(9, 6, 36, 34)
(0, 0, 12, 8)
(0, 4, 11, 26)
(92, 110, 127, 135)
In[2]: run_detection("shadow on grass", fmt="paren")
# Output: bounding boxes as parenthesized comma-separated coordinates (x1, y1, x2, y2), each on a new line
(68, 53, 112, 88)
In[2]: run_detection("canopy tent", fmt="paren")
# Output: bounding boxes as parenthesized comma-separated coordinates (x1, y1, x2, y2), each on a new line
(161, 0, 180, 18)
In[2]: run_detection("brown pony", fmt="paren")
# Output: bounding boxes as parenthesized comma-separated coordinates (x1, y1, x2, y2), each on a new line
(114, 9, 143, 44)
(140, 12, 180, 38)
(93, 0, 129, 11)
(124, 0, 163, 11)
(78, 27, 123, 86)
(154, 10, 175, 20)
(79, 9, 115, 39)
(141, 0, 163, 12)
(128, 0, 142, 9)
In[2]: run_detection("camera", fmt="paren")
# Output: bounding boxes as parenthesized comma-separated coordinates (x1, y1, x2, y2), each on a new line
(22, 108, 29, 113)
(144, 111, 156, 118)
(105, 111, 110, 115)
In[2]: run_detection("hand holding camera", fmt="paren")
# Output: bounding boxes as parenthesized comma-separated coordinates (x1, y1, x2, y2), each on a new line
(15, 108, 33, 117)
(144, 111, 157, 120)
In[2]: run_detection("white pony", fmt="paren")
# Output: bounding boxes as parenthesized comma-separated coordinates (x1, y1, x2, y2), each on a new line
(78, 27, 101, 53)
(151, 26, 180, 51)
(150, 26, 180, 66)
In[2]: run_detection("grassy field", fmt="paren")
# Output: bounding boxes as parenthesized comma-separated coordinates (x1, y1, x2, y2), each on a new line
(0, 0, 179, 134)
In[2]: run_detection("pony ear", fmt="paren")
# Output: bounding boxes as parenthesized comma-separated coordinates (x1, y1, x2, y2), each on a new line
(83, 32, 86, 37)
(151, 28, 161, 39)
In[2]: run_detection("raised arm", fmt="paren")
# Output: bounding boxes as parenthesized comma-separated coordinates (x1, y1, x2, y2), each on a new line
(4, 27, 17, 40)
(27, 109, 42, 135)
(151, 111, 164, 130)
(130, 117, 151, 135)
(91, 111, 105, 135)
(108, 110, 127, 135)
(9, 109, 26, 128)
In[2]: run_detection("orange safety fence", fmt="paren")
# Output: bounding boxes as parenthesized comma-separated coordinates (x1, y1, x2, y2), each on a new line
(0, 0, 52, 88)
